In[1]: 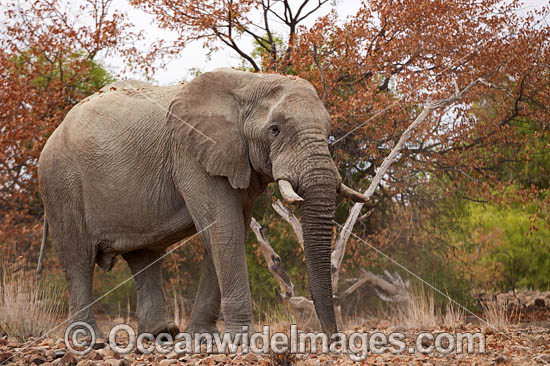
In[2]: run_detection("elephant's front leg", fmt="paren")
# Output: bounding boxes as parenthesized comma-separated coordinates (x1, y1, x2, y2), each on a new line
(181, 176, 254, 335)
(209, 217, 253, 335)
(186, 252, 221, 334)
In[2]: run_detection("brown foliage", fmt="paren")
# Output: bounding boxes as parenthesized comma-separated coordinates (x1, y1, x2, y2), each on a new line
(130, 0, 549, 198)
(129, 0, 549, 282)
(1, 0, 548, 300)
(0, 0, 134, 259)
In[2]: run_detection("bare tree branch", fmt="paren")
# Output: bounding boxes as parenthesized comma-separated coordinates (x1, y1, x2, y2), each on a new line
(250, 217, 295, 298)
(331, 76, 485, 289)
(272, 200, 304, 250)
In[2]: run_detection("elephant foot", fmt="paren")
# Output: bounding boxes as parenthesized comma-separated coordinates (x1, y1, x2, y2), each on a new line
(140, 321, 180, 337)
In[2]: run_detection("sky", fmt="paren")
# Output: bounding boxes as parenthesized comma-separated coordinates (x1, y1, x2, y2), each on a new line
(101, 0, 363, 85)
(98, 0, 548, 85)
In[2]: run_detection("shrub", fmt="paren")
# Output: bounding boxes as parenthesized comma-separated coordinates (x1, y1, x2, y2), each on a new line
(0, 263, 62, 340)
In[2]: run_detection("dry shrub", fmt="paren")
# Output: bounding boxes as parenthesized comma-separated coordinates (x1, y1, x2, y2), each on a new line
(0, 263, 62, 340)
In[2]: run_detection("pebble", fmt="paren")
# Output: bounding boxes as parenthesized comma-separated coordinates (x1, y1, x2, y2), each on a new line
(76, 360, 94, 366)
(86, 350, 103, 361)
(104, 359, 126, 366)
(535, 354, 550, 364)
(158, 359, 177, 366)
(0, 352, 13, 363)
(495, 354, 508, 364)
(30, 355, 48, 365)
(243, 353, 258, 363)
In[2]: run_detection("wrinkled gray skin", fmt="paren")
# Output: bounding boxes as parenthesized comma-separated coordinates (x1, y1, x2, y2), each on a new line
(39, 69, 342, 337)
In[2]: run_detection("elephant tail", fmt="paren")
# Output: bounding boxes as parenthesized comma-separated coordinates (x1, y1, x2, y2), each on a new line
(36, 215, 49, 276)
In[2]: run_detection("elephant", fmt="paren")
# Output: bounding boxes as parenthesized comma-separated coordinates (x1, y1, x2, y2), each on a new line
(37, 68, 368, 338)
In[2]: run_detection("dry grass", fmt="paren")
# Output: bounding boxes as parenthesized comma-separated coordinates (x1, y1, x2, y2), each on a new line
(387, 286, 468, 330)
(0, 263, 62, 341)
(481, 298, 515, 331)
(443, 301, 465, 330)
(393, 286, 438, 329)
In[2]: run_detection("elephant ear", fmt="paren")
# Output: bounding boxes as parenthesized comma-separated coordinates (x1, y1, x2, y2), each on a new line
(167, 71, 251, 189)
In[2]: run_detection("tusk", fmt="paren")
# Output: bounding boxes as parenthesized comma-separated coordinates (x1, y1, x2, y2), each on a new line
(278, 180, 304, 203)
(338, 183, 369, 203)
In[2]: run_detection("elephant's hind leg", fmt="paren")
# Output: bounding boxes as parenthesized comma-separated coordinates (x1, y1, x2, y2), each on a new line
(123, 249, 179, 336)
(49, 225, 102, 337)
(186, 252, 221, 334)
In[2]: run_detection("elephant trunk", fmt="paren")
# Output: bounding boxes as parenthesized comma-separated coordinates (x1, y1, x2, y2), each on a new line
(299, 165, 339, 335)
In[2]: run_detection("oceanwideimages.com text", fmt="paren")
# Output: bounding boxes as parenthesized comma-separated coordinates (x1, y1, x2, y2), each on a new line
(65, 322, 486, 361)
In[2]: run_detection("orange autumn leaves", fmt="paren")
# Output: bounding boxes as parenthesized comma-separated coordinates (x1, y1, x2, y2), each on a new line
(1, 0, 548, 286)
(0, 0, 135, 257)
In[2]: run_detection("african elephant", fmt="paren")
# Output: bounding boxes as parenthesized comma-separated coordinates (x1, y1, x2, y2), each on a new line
(38, 69, 367, 338)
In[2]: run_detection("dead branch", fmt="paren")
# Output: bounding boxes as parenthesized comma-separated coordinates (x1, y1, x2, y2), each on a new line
(250, 217, 295, 299)
(331, 77, 484, 289)
(272, 200, 304, 250)
(249, 216, 343, 330)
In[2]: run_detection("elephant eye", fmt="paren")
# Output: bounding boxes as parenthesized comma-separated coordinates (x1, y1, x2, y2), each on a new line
(269, 125, 280, 137)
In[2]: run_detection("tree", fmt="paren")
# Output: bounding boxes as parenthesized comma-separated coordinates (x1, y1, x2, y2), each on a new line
(0, 0, 135, 260)
(129, 0, 549, 315)
(131, 0, 549, 205)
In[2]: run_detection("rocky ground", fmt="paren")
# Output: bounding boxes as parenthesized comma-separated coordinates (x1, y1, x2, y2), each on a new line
(1, 292, 550, 365)
(1, 321, 549, 365)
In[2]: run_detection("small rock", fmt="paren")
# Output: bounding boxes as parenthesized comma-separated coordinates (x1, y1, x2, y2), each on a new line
(535, 354, 550, 364)
(98, 349, 120, 360)
(0, 352, 13, 363)
(44, 350, 56, 360)
(92, 341, 106, 350)
(531, 336, 546, 347)
(76, 361, 94, 366)
(104, 359, 126, 366)
(178, 355, 191, 362)
(54, 350, 66, 359)
(211, 354, 227, 362)
(165, 351, 178, 359)
(243, 353, 258, 363)
(159, 359, 177, 366)
(59, 352, 78, 366)
(495, 354, 508, 364)
(86, 350, 103, 361)
(31, 356, 48, 365)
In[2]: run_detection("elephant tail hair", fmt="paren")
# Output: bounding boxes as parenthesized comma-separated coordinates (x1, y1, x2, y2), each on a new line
(36, 215, 49, 276)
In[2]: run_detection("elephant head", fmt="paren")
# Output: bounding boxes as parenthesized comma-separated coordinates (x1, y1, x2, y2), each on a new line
(167, 69, 366, 335)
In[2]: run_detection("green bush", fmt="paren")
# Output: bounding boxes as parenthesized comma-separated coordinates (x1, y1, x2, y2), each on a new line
(452, 198, 550, 291)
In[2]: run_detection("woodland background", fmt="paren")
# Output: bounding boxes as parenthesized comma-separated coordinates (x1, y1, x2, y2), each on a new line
(1, 0, 549, 324)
